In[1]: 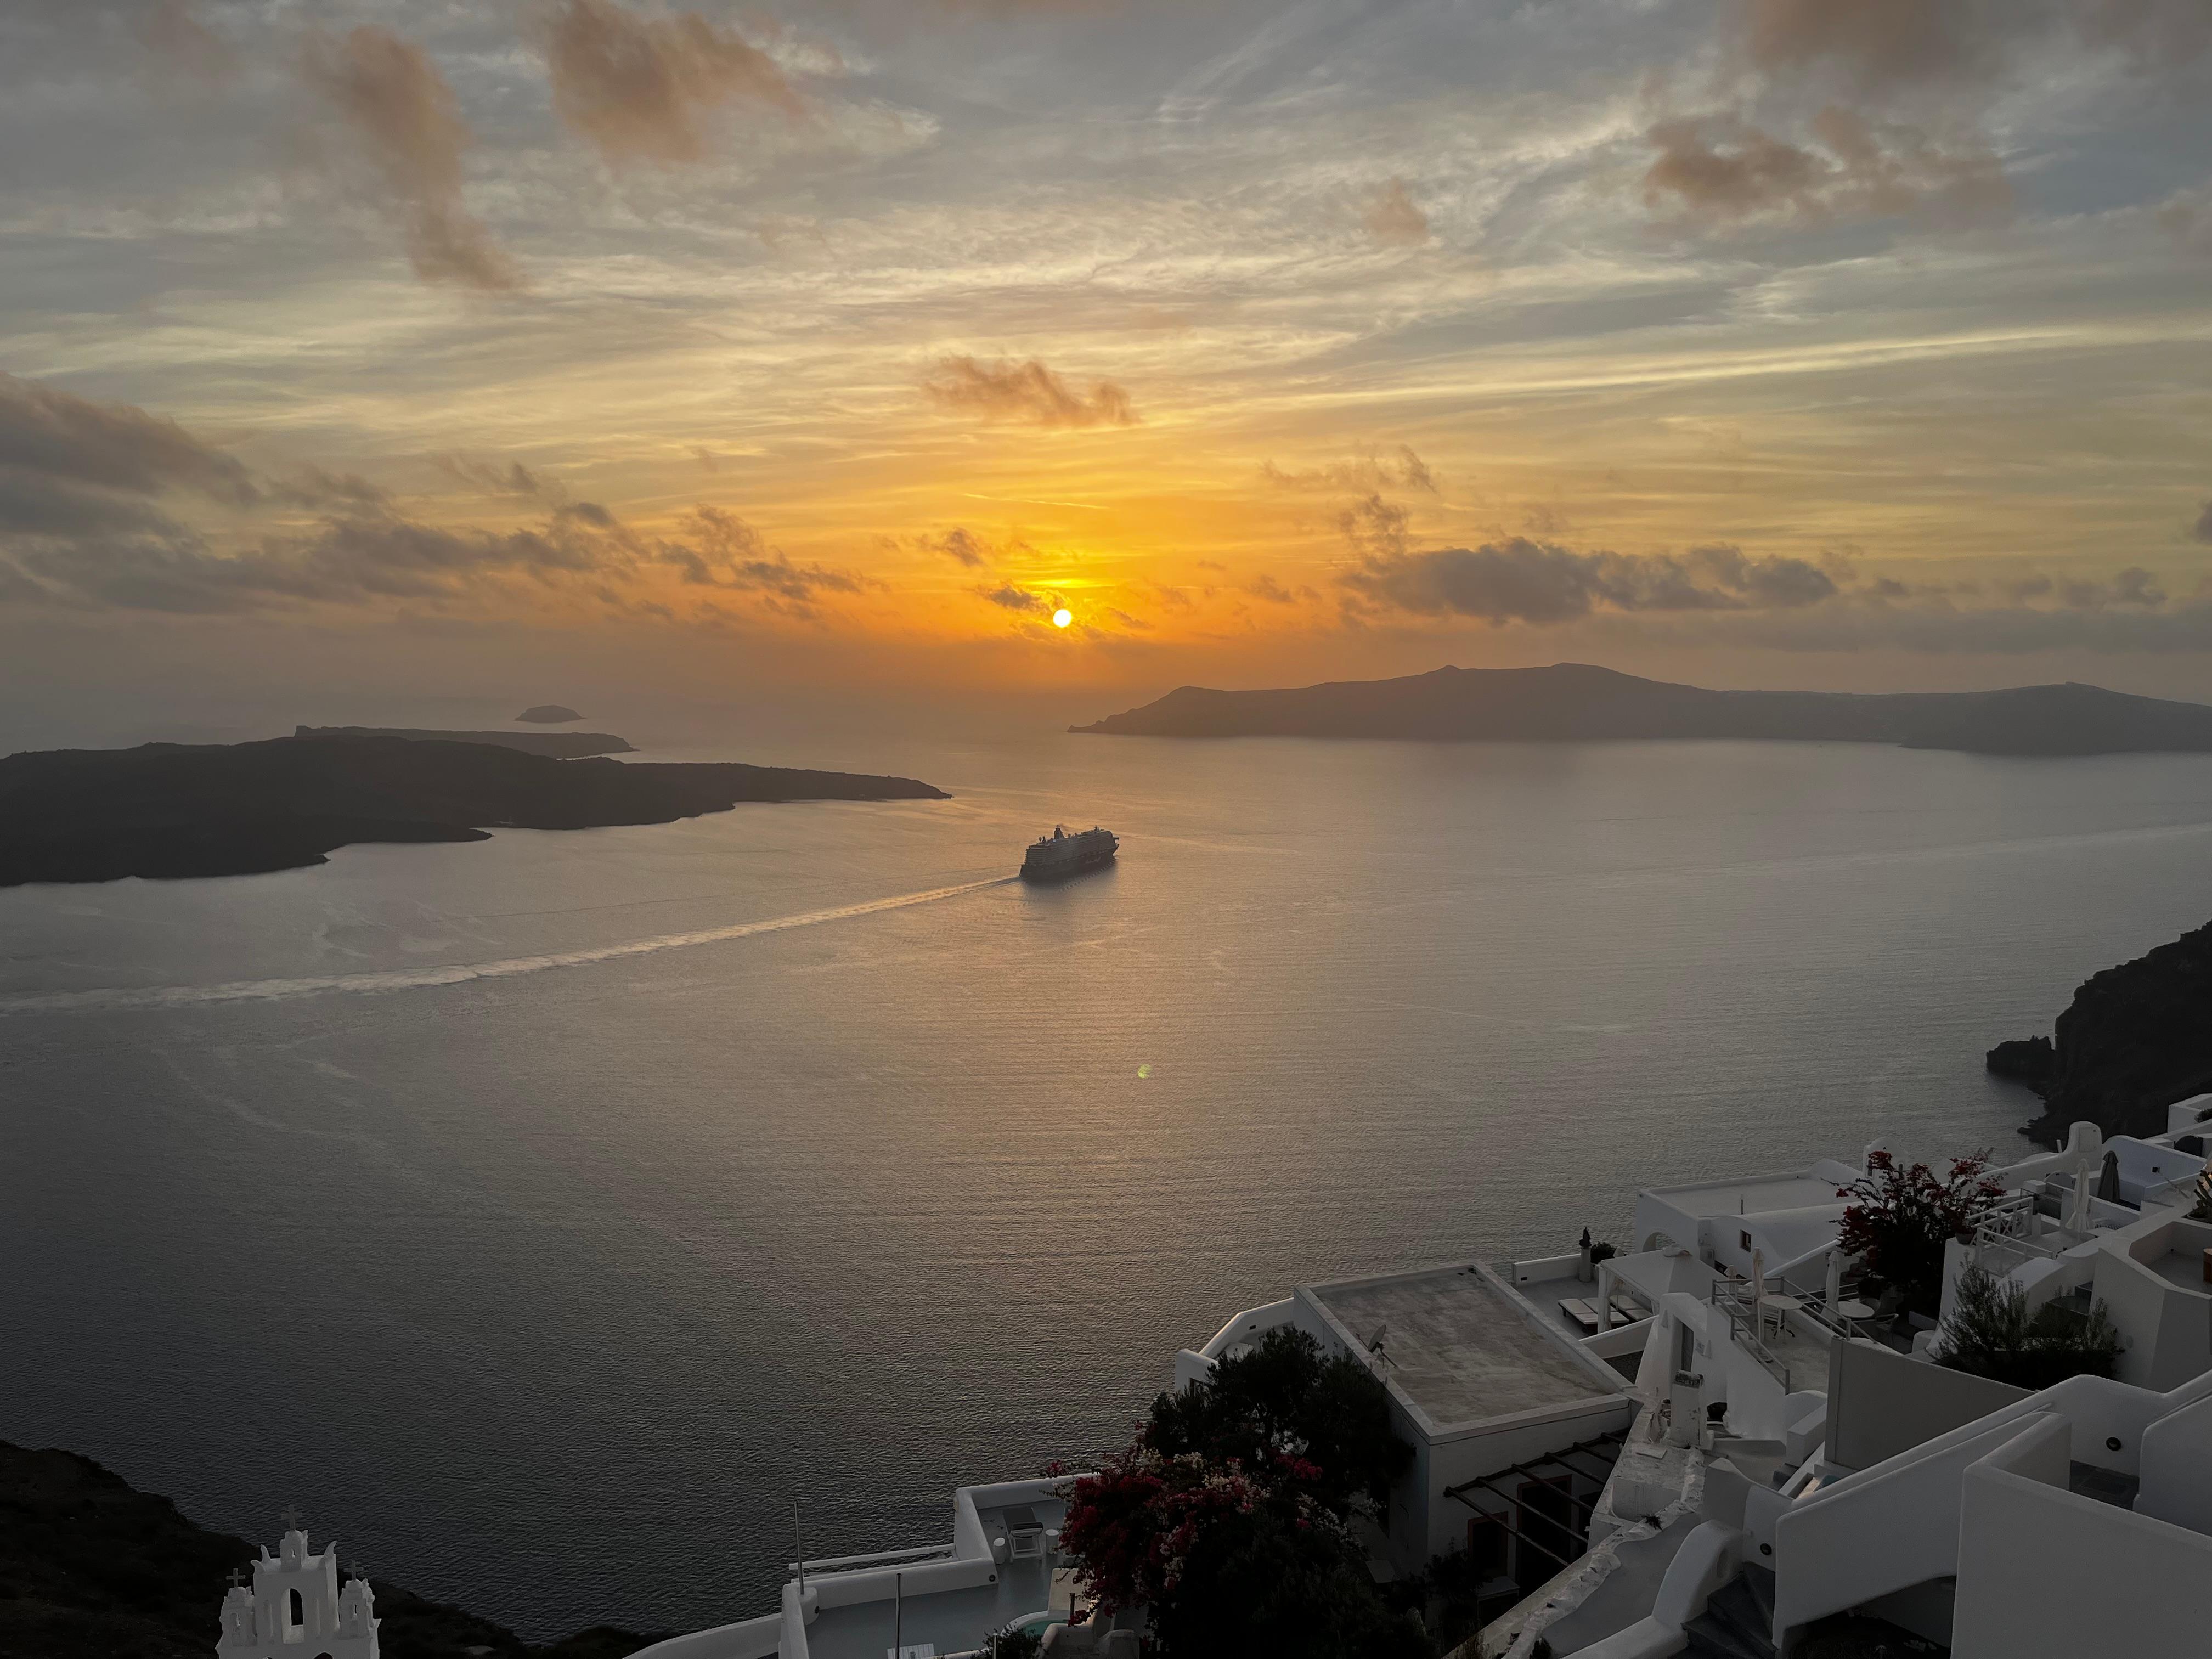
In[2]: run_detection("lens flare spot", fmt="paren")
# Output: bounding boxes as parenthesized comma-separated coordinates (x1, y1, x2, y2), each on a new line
(1137, 1064, 1153, 1079)
(1052, 607, 1073, 628)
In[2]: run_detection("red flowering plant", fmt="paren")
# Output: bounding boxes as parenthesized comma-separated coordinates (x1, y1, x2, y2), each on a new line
(1050, 1329, 1426, 1658)
(1836, 1149, 2005, 1318)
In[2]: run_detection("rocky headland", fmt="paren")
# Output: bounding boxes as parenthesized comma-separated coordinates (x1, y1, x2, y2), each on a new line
(1987, 918, 2212, 1144)
(0, 1440, 661, 1659)
(0, 734, 947, 888)
(516, 705, 584, 724)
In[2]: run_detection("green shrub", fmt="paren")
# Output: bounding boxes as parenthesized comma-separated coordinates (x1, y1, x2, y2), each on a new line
(1939, 1265, 2121, 1390)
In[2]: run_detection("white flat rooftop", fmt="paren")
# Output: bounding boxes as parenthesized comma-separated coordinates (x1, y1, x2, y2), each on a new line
(1654, 1175, 1844, 1218)
(1307, 1266, 1623, 1430)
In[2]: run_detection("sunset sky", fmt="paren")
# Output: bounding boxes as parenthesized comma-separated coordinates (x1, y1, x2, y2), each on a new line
(6, 0, 2212, 721)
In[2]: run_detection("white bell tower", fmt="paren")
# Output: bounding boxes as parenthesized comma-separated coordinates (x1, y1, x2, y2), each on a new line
(215, 1511, 379, 1658)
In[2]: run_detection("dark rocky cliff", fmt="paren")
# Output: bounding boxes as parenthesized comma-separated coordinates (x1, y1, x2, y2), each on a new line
(1988, 919, 2212, 1144)
(0, 1441, 659, 1658)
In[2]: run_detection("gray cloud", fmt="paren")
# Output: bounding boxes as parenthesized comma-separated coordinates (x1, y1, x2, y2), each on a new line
(923, 357, 1138, 429)
(2085, 0, 2212, 65)
(2195, 500, 2212, 544)
(1263, 446, 1436, 494)
(543, 0, 808, 167)
(1244, 573, 1318, 605)
(656, 505, 865, 611)
(1743, 0, 1986, 91)
(2, 507, 601, 616)
(434, 455, 550, 498)
(1341, 538, 1839, 625)
(0, 371, 256, 510)
(269, 466, 390, 510)
(0, 375, 864, 620)
(927, 527, 991, 567)
(1335, 493, 1412, 561)
(1644, 107, 2008, 227)
(1733, 0, 2209, 105)
(300, 26, 522, 291)
(140, 0, 239, 86)
(981, 582, 1047, 612)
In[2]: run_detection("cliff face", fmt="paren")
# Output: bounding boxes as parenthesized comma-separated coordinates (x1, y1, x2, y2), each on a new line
(1989, 919, 2212, 1144)
(0, 1441, 659, 1658)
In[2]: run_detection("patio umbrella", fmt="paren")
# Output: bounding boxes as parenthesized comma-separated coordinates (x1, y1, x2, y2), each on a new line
(2096, 1149, 2121, 1204)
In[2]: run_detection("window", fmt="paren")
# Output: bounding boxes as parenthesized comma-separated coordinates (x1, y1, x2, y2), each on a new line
(1739, 1229, 1753, 1252)
(1466, 1513, 1507, 1582)
(287, 1588, 304, 1629)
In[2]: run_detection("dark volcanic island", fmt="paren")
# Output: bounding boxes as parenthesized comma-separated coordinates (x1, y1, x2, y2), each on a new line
(1076, 662, 2212, 757)
(296, 725, 635, 758)
(1990, 920, 2212, 1144)
(0, 733, 947, 888)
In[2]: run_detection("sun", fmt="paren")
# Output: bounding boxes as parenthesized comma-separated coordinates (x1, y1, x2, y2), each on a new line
(1052, 607, 1073, 628)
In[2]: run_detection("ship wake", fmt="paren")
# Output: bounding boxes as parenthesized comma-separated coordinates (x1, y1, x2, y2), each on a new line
(0, 876, 1018, 1016)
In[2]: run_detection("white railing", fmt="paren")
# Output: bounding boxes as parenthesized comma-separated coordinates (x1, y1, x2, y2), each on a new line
(787, 1542, 955, 1575)
(1712, 1282, 1792, 1390)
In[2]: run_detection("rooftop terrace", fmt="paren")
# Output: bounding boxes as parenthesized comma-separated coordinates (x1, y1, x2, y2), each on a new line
(1308, 1265, 1623, 1430)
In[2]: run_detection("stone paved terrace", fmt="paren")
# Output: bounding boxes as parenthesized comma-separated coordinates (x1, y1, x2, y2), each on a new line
(1308, 1265, 1622, 1430)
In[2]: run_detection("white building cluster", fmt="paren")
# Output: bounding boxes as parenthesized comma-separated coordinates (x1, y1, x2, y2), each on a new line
(224, 1099, 2212, 1659)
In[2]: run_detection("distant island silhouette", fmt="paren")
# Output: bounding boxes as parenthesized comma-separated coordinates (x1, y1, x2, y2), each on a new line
(517, 704, 584, 724)
(0, 735, 947, 888)
(1075, 662, 2212, 757)
(296, 725, 633, 758)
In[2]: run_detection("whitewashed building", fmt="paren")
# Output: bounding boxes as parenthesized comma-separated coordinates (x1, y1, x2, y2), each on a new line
(216, 1515, 379, 1659)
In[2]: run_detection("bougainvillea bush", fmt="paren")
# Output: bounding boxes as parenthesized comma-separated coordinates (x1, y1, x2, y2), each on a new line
(1836, 1148, 2005, 1317)
(1054, 1329, 1425, 1657)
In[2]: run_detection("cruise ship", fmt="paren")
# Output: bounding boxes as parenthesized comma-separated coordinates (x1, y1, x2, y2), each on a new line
(1020, 825, 1117, 882)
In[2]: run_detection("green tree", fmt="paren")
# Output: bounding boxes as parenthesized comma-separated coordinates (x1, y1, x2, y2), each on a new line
(1939, 1265, 2121, 1390)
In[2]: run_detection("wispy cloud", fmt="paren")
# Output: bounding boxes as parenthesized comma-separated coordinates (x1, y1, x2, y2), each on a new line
(434, 455, 551, 498)
(1341, 539, 1839, 625)
(1644, 108, 2008, 228)
(1361, 177, 1429, 246)
(922, 357, 1138, 429)
(299, 26, 522, 291)
(1263, 447, 1436, 494)
(140, 0, 238, 86)
(542, 0, 809, 167)
(0, 372, 256, 510)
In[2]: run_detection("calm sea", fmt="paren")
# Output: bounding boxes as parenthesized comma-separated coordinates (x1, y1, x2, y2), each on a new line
(3, 726, 2208, 1638)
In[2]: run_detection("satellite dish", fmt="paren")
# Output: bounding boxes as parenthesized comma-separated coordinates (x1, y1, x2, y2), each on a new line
(1365, 1323, 1391, 1369)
